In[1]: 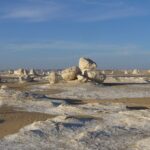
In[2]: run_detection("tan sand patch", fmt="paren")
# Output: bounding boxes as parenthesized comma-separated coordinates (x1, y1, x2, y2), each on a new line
(0, 105, 54, 138)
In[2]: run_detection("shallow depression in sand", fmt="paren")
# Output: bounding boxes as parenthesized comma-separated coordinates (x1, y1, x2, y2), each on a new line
(0, 105, 55, 138)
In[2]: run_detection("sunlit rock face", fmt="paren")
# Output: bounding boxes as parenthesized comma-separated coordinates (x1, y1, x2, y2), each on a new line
(83, 70, 105, 83)
(79, 57, 97, 74)
(132, 69, 139, 75)
(61, 66, 81, 81)
(19, 75, 34, 83)
(48, 72, 63, 84)
(29, 69, 37, 76)
(14, 68, 29, 76)
(77, 75, 88, 83)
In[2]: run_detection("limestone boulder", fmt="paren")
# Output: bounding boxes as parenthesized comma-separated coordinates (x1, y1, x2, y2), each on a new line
(77, 75, 88, 83)
(84, 70, 106, 83)
(79, 57, 97, 73)
(48, 72, 59, 84)
(61, 66, 81, 81)
(19, 75, 34, 83)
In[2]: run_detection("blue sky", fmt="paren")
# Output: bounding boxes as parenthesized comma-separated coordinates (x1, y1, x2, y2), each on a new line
(0, 0, 150, 69)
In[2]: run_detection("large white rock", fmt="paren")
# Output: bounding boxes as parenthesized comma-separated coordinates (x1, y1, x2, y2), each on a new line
(79, 57, 97, 73)
(84, 70, 106, 83)
(14, 68, 24, 76)
(77, 75, 88, 83)
(48, 72, 59, 84)
(61, 66, 81, 81)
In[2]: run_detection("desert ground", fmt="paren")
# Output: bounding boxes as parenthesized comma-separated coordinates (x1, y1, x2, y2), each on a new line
(0, 58, 150, 150)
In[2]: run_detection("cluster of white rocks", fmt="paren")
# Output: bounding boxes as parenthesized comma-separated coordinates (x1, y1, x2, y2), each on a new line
(13, 68, 38, 83)
(48, 57, 106, 84)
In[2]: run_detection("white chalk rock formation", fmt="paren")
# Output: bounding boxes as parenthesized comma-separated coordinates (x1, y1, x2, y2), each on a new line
(132, 69, 139, 75)
(29, 69, 37, 76)
(19, 75, 34, 83)
(77, 75, 88, 83)
(8, 70, 14, 74)
(14, 68, 28, 76)
(61, 66, 81, 81)
(124, 70, 128, 75)
(14, 68, 24, 76)
(23, 69, 28, 76)
(79, 57, 97, 74)
(48, 72, 60, 84)
(84, 70, 106, 83)
(101, 70, 105, 74)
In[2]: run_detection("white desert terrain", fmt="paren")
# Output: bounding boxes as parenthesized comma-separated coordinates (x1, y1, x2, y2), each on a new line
(0, 58, 150, 150)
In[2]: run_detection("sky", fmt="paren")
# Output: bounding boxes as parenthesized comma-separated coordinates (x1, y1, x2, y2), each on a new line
(0, 0, 150, 69)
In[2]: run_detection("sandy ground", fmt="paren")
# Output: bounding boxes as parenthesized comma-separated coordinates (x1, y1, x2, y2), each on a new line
(83, 97, 150, 108)
(0, 105, 54, 138)
(0, 82, 150, 149)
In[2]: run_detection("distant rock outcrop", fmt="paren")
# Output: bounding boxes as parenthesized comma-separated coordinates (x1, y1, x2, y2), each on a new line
(61, 66, 81, 81)
(14, 68, 29, 76)
(29, 69, 37, 76)
(47, 57, 106, 84)
(48, 72, 60, 84)
(124, 70, 128, 75)
(8, 70, 14, 74)
(19, 75, 34, 83)
(132, 69, 139, 75)
(79, 57, 97, 74)
(84, 70, 106, 83)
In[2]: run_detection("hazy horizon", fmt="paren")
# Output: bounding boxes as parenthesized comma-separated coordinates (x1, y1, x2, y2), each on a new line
(0, 0, 150, 69)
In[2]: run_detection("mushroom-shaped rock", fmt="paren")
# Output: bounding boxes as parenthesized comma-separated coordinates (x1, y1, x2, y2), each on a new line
(84, 70, 106, 84)
(61, 66, 81, 81)
(77, 75, 88, 83)
(48, 72, 59, 84)
(79, 57, 97, 73)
